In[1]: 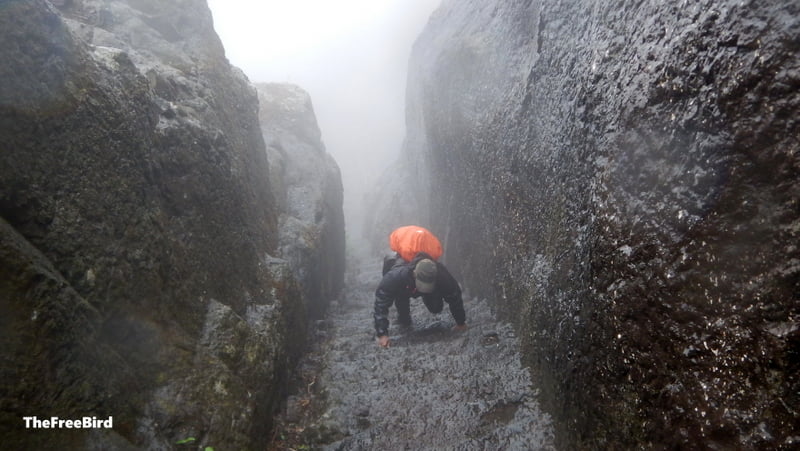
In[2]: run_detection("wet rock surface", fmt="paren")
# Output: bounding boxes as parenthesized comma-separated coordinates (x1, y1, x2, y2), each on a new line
(369, 0, 799, 448)
(269, 260, 555, 450)
(257, 83, 346, 321)
(0, 0, 343, 449)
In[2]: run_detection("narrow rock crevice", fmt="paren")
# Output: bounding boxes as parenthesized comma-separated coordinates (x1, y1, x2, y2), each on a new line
(268, 258, 555, 450)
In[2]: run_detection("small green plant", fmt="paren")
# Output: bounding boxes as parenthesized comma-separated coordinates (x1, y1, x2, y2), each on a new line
(175, 435, 213, 450)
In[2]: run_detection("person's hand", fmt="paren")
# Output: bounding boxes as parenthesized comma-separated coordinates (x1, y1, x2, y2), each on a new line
(453, 324, 468, 332)
(377, 335, 390, 348)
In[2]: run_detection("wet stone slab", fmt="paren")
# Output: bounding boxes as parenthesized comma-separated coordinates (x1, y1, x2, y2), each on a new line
(269, 267, 555, 450)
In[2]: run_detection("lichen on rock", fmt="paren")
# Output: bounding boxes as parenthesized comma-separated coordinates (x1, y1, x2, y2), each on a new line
(367, 0, 800, 448)
(0, 0, 343, 449)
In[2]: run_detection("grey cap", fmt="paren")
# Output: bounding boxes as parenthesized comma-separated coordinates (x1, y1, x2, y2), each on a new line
(414, 259, 437, 293)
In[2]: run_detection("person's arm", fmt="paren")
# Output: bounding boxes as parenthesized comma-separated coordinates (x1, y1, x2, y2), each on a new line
(437, 263, 467, 330)
(444, 291, 467, 330)
(374, 269, 405, 347)
(374, 285, 393, 340)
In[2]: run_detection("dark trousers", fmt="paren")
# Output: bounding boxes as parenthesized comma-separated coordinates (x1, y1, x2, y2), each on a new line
(395, 295, 444, 322)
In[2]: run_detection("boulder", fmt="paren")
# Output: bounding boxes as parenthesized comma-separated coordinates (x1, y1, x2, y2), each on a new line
(370, 0, 799, 448)
(0, 0, 342, 448)
(257, 83, 345, 320)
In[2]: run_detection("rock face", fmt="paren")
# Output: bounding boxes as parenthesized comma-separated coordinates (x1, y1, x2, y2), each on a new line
(370, 0, 799, 448)
(0, 0, 343, 449)
(257, 83, 345, 320)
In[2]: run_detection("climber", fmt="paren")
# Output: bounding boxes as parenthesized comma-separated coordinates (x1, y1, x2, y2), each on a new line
(374, 226, 467, 348)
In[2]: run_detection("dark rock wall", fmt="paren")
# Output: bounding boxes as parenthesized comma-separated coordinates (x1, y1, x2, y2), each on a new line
(378, 0, 799, 448)
(0, 0, 343, 449)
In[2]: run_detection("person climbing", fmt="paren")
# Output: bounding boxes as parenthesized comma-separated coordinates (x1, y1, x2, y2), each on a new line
(374, 226, 467, 348)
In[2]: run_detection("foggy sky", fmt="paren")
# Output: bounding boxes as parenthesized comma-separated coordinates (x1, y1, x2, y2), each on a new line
(207, 0, 442, 241)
